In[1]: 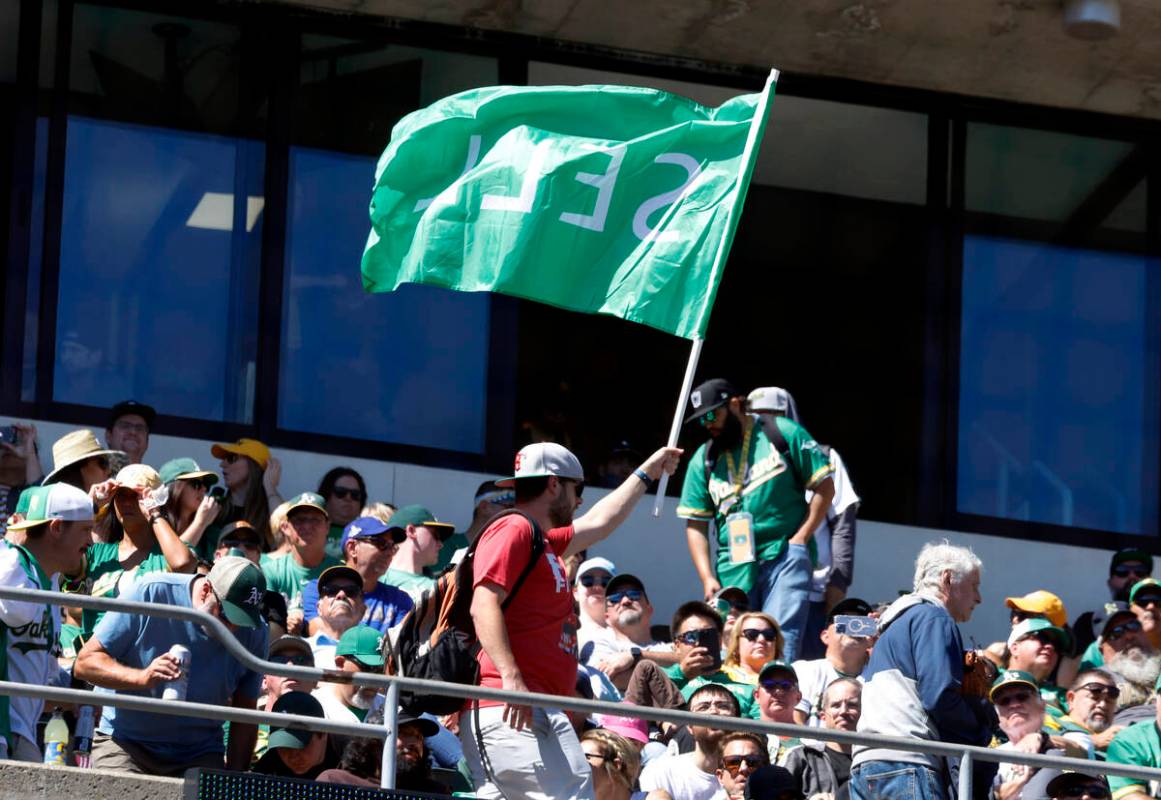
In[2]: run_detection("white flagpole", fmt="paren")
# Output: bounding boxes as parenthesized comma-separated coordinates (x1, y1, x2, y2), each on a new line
(651, 337, 704, 516)
(650, 68, 777, 518)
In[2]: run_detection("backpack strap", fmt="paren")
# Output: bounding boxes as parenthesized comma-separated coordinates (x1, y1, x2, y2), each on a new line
(472, 508, 547, 610)
(703, 415, 802, 489)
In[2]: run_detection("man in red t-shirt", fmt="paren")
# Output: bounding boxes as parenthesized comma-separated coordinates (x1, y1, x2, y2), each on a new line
(461, 441, 681, 800)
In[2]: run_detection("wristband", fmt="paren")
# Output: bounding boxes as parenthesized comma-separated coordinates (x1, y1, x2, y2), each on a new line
(148, 511, 166, 526)
(633, 468, 656, 489)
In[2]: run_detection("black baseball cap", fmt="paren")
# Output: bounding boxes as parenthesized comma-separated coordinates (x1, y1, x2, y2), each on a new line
(826, 597, 874, 625)
(268, 691, 325, 750)
(606, 573, 647, 597)
(1111, 547, 1153, 574)
(685, 379, 740, 424)
(109, 400, 156, 429)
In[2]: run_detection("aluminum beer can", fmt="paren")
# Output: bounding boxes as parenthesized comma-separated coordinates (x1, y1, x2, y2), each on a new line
(161, 644, 191, 701)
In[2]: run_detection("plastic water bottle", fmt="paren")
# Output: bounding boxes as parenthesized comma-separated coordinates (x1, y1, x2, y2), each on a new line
(161, 644, 191, 701)
(71, 705, 95, 767)
(43, 708, 69, 765)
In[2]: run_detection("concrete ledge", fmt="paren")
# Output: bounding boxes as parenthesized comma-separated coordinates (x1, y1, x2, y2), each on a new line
(0, 762, 183, 800)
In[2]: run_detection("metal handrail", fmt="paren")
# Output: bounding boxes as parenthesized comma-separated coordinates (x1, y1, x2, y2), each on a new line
(5, 586, 1161, 794)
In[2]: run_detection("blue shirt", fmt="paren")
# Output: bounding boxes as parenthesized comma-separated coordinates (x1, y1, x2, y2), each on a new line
(92, 573, 267, 762)
(301, 576, 413, 634)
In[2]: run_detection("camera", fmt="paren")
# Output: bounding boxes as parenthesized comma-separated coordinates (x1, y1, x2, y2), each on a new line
(690, 627, 722, 669)
(0, 426, 18, 446)
(833, 615, 877, 638)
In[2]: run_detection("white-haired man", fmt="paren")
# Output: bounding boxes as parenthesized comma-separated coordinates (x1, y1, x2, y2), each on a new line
(850, 541, 995, 799)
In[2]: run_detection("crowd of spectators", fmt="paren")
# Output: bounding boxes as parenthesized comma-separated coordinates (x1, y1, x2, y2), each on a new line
(0, 389, 1155, 800)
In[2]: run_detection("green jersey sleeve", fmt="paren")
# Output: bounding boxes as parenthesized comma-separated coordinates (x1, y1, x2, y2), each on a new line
(1106, 723, 1159, 798)
(676, 441, 715, 522)
(776, 416, 834, 490)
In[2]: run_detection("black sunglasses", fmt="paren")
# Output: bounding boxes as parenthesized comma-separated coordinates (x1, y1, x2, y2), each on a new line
(1105, 619, 1143, 642)
(331, 487, 366, 502)
(995, 690, 1033, 707)
(739, 628, 779, 643)
(183, 478, 212, 491)
(721, 754, 765, 775)
(759, 678, 797, 694)
(269, 653, 313, 666)
(608, 589, 644, 605)
(563, 478, 585, 500)
(580, 574, 612, 589)
(356, 535, 396, 551)
(1010, 610, 1045, 623)
(1057, 785, 1110, 799)
(321, 582, 363, 599)
(1113, 564, 1151, 578)
(1077, 683, 1119, 700)
(89, 455, 111, 471)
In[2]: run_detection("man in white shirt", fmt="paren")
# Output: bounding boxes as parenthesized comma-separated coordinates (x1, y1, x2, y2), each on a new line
(639, 683, 736, 800)
(575, 556, 616, 658)
(312, 625, 385, 723)
(586, 573, 677, 690)
(791, 597, 874, 725)
(306, 566, 367, 670)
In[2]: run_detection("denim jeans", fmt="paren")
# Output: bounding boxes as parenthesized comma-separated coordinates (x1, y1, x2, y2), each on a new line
(749, 542, 812, 662)
(850, 761, 949, 800)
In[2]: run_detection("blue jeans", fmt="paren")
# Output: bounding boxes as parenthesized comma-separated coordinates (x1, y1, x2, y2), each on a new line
(850, 761, 949, 800)
(749, 542, 812, 662)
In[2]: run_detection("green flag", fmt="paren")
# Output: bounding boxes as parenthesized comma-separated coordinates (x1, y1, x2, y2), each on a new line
(362, 74, 776, 340)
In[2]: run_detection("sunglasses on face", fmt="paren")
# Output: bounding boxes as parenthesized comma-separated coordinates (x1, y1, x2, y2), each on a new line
(759, 678, 797, 694)
(183, 478, 211, 491)
(1105, 619, 1143, 642)
(995, 690, 1033, 707)
(88, 456, 111, 471)
(321, 582, 363, 599)
(269, 653, 313, 666)
(563, 479, 585, 500)
(608, 589, 644, 605)
(1135, 594, 1161, 607)
(356, 536, 395, 551)
(697, 408, 722, 427)
(579, 574, 611, 589)
(740, 627, 779, 643)
(331, 487, 366, 502)
(1078, 683, 1119, 700)
(1113, 564, 1150, 578)
(351, 658, 384, 674)
(221, 453, 240, 464)
(721, 754, 765, 775)
(1010, 610, 1045, 623)
(1057, 786, 1110, 799)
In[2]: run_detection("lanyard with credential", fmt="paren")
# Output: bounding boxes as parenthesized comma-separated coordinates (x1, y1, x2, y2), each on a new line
(724, 416, 754, 506)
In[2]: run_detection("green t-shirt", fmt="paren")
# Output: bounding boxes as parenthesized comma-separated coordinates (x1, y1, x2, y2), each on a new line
(382, 568, 436, 604)
(1106, 720, 1161, 796)
(662, 663, 759, 720)
(1079, 639, 1105, 672)
(260, 552, 341, 607)
(324, 524, 345, 563)
(677, 415, 834, 591)
(82, 541, 173, 638)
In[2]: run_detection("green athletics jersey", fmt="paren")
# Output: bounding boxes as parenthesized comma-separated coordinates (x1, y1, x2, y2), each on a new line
(677, 415, 834, 592)
(260, 552, 341, 608)
(81, 541, 172, 639)
(382, 568, 436, 604)
(0, 542, 58, 753)
(324, 524, 345, 563)
(662, 663, 759, 719)
(1106, 720, 1161, 799)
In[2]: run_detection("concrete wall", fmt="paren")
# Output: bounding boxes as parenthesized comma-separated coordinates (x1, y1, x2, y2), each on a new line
(0, 762, 181, 800)
(17, 418, 1116, 646)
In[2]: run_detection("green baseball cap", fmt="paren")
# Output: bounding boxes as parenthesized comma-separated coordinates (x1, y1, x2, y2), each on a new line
(8, 483, 94, 532)
(206, 556, 267, 628)
(1130, 578, 1161, 605)
(385, 504, 455, 540)
(336, 624, 385, 668)
(989, 669, 1039, 701)
(1007, 617, 1072, 652)
(285, 492, 328, 519)
(267, 691, 325, 750)
(158, 457, 218, 487)
(758, 660, 799, 683)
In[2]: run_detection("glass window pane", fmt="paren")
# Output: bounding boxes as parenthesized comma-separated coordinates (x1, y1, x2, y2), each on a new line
(279, 43, 498, 453)
(957, 235, 1159, 535)
(966, 123, 1143, 229)
(528, 61, 927, 204)
(53, 117, 263, 421)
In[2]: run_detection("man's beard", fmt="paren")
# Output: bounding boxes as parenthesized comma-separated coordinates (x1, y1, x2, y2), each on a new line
(711, 413, 743, 449)
(350, 687, 379, 710)
(396, 748, 430, 780)
(1108, 647, 1161, 688)
(1083, 707, 1112, 734)
(548, 490, 573, 528)
(618, 609, 643, 628)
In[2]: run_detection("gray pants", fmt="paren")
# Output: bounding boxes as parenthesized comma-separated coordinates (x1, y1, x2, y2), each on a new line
(460, 705, 594, 800)
(91, 733, 223, 778)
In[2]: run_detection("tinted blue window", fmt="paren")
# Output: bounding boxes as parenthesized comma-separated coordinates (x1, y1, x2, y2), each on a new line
(957, 235, 1159, 535)
(278, 147, 489, 453)
(53, 116, 263, 421)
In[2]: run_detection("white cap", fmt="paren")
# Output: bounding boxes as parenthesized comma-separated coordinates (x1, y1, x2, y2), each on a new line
(496, 443, 584, 488)
(576, 557, 616, 583)
(747, 386, 790, 414)
(8, 483, 95, 531)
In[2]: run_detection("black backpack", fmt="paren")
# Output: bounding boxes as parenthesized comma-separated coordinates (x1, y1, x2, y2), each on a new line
(385, 509, 545, 716)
